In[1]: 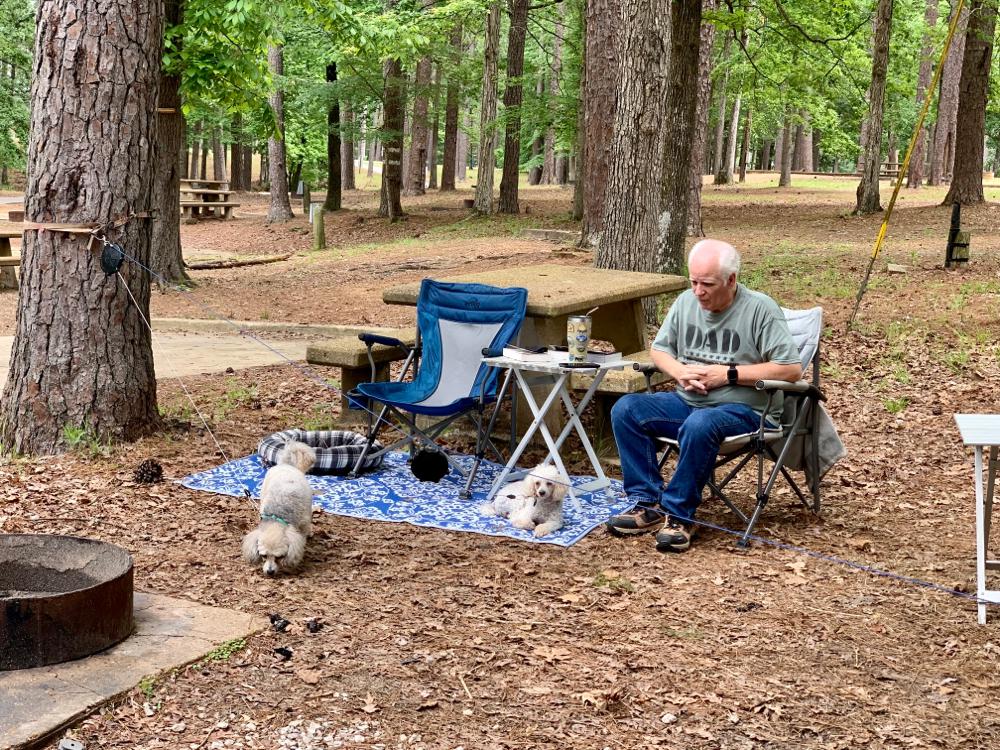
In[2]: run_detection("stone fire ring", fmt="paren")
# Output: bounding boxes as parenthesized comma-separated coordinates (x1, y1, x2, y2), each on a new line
(0, 534, 134, 671)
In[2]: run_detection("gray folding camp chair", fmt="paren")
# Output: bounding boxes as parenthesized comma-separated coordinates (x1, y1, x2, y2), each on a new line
(638, 306, 830, 546)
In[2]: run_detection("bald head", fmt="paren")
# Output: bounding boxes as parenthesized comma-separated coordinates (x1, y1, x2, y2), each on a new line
(687, 239, 741, 313)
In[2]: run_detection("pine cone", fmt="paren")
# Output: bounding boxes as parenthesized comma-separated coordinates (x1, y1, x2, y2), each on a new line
(134, 458, 163, 484)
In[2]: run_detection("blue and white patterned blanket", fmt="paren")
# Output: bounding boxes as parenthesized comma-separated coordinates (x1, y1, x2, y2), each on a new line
(180, 452, 631, 547)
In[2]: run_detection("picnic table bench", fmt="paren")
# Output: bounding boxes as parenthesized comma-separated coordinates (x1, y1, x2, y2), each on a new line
(0, 226, 22, 290)
(179, 179, 240, 220)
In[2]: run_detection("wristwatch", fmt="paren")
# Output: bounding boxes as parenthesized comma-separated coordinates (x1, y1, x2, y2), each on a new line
(727, 364, 739, 386)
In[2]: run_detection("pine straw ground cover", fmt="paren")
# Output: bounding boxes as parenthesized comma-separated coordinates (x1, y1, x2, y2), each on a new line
(1, 177, 1000, 748)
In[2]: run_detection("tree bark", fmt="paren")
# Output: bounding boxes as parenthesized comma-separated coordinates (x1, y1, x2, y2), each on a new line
(738, 105, 751, 182)
(212, 129, 226, 181)
(930, 1, 968, 185)
(457, 108, 470, 181)
(580, 0, 620, 243)
(499, 0, 530, 214)
(716, 92, 740, 184)
(907, 0, 938, 188)
(774, 124, 784, 174)
(711, 34, 731, 177)
(686, 0, 716, 236)
(150, 0, 188, 287)
(189, 121, 201, 178)
(596, 0, 670, 284)
(778, 114, 792, 187)
(342, 102, 356, 191)
(324, 62, 342, 211)
(541, 1, 564, 184)
(944, 0, 998, 205)
(2, 0, 162, 454)
(475, 2, 501, 213)
(441, 25, 462, 190)
(799, 113, 813, 171)
(405, 56, 432, 195)
(654, 0, 702, 276)
(427, 63, 441, 189)
(267, 44, 294, 222)
(854, 0, 894, 215)
(380, 57, 405, 220)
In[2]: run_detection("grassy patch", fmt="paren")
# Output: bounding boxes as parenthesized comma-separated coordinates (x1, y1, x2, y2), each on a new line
(591, 570, 635, 593)
(883, 396, 909, 414)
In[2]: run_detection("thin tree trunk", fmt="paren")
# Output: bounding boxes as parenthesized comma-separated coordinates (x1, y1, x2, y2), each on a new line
(711, 34, 731, 176)
(655, 0, 702, 275)
(212, 129, 226, 181)
(367, 118, 377, 178)
(542, 2, 564, 184)
(406, 56, 432, 195)
(779, 114, 793, 187)
(799, 113, 813, 171)
(855, 0, 894, 215)
(441, 25, 462, 190)
(324, 62, 342, 211)
(151, 0, 187, 287)
(930, 1, 968, 185)
(774, 125, 785, 174)
(2, 0, 161, 454)
(792, 121, 804, 171)
(199, 138, 207, 182)
(267, 44, 294, 222)
(686, 0, 716, 237)
(944, 0, 998, 205)
(475, 2, 501, 213)
(499, 0, 530, 214)
(428, 63, 441, 189)
(189, 121, 201, 179)
(717, 92, 740, 184)
(580, 0, 620, 242)
(457, 108, 470, 181)
(738, 105, 751, 182)
(760, 138, 772, 170)
(381, 57, 405, 220)
(342, 102, 356, 191)
(907, 0, 938, 188)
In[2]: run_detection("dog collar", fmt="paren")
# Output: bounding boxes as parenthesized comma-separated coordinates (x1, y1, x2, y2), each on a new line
(260, 513, 290, 526)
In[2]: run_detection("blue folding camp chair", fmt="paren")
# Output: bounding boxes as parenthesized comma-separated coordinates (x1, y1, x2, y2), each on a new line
(348, 279, 528, 496)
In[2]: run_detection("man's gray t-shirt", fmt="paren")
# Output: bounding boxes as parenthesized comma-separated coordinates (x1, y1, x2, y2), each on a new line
(652, 284, 800, 419)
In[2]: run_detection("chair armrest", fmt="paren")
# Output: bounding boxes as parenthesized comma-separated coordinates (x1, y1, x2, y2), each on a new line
(482, 346, 505, 358)
(358, 332, 409, 350)
(755, 379, 826, 402)
(633, 362, 661, 393)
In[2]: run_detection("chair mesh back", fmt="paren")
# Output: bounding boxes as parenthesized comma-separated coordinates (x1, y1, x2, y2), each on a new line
(781, 306, 823, 371)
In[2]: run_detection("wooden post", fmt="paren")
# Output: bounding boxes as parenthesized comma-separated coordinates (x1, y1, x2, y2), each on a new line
(313, 208, 326, 250)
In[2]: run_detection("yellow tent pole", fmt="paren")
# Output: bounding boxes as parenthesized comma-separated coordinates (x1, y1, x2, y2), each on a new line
(848, 0, 967, 329)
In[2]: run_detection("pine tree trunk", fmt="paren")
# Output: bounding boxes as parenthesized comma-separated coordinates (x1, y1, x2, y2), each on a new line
(267, 45, 294, 222)
(381, 57, 405, 220)
(427, 64, 441, 189)
(212, 130, 226, 181)
(199, 140, 208, 182)
(686, 0, 715, 237)
(368, 120, 377, 178)
(324, 63, 342, 211)
(475, 2, 501, 213)
(944, 0, 997, 205)
(150, 0, 187, 287)
(779, 115, 793, 187)
(711, 34, 731, 176)
(342, 103, 356, 191)
(854, 0, 894, 215)
(596, 0, 670, 285)
(190, 121, 201, 179)
(717, 92, 740, 184)
(799, 113, 813, 171)
(655, 0, 702, 275)
(1, 0, 162, 454)
(930, 1, 968, 185)
(738, 106, 751, 182)
(792, 121, 804, 171)
(580, 0, 620, 242)
(774, 125, 784, 174)
(441, 26, 462, 190)
(405, 56, 431, 196)
(499, 0, 529, 215)
(760, 139, 772, 170)
(457, 108, 470, 181)
(907, 0, 938, 188)
(541, 2, 565, 184)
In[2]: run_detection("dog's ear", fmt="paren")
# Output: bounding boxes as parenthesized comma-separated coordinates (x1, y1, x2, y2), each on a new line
(241, 529, 262, 564)
(284, 527, 307, 568)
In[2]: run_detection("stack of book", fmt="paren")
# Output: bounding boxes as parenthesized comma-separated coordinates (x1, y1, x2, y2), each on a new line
(500, 346, 622, 364)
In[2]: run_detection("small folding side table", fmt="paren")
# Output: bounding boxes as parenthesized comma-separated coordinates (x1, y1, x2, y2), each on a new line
(954, 414, 1000, 624)
(482, 356, 630, 512)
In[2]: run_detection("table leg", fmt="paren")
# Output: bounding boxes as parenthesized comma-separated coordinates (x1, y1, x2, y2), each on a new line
(486, 369, 570, 503)
(976, 446, 987, 624)
(554, 373, 615, 497)
(0, 237, 17, 290)
(986, 446, 997, 549)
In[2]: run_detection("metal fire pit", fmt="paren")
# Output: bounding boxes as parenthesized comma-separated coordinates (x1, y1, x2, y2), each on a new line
(0, 534, 134, 671)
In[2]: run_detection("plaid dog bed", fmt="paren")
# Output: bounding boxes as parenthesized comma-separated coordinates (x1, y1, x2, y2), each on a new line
(257, 429, 384, 475)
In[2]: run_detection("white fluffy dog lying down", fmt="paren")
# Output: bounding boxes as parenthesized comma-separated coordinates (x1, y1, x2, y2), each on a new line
(242, 441, 316, 576)
(480, 464, 567, 537)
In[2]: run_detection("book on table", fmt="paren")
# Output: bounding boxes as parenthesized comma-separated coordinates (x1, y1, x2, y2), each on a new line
(501, 345, 554, 362)
(548, 346, 622, 364)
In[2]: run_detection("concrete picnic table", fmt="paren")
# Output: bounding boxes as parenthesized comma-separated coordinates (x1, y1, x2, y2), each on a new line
(382, 263, 688, 355)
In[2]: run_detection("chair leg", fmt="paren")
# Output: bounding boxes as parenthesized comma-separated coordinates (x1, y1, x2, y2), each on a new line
(351, 402, 391, 477)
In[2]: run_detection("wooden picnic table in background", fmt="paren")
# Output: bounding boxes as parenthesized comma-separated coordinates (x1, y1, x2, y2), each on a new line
(0, 226, 22, 291)
(383, 263, 687, 355)
(179, 179, 240, 220)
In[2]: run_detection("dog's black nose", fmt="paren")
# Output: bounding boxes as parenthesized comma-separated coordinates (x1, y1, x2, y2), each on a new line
(265, 569, 276, 577)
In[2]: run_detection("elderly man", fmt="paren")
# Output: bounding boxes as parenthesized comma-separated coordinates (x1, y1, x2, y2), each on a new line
(607, 239, 802, 552)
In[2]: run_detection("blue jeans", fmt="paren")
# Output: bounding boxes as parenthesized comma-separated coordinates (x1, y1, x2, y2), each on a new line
(610, 391, 763, 522)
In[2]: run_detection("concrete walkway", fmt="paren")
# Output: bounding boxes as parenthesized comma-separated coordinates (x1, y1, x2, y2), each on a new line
(0, 321, 314, 389)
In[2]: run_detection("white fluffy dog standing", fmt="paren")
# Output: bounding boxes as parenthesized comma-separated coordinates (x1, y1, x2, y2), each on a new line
(482, 464, 567, 538)
(242, 441, 317, 576)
